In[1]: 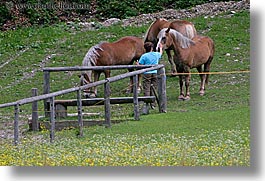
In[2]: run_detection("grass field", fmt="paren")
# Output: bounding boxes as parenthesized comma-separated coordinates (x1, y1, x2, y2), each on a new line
(0, 10, 250, 166)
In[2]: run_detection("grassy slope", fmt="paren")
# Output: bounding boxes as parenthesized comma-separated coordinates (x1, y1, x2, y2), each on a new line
(0, 11, 250, 115)
(0, 10, 250, 166)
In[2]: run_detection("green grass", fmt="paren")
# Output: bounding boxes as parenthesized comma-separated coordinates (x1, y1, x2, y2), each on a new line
(0, 107, 249, 166)
(0, 10, 250, 166)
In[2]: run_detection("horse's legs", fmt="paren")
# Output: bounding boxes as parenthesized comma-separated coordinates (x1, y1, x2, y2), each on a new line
(177, 75, 185, 100)
(197, 66, 206, 96)
(184, 74, 191, 100)
(103, 69, 111, 94)
(166, 49, 177, 75)
(104, 70, 111, 78)
(178, 65, 190, 101)
(126, 68, 141, 94)
(126, 68, 134, 94)
(176, 64, 185, 100)
(204, 56, 213, 84)
(81, 73, 92, 97)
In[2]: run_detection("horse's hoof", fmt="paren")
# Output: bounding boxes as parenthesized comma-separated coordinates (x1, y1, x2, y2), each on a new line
(126, 89, 132, 94)
(141, 104, 149, 115)
(199, 90, 205, 96)
(150, 103, 156, 109)
(183, 96, 191, 101)
(85, 93, 96, 98)
(137, 88, 141, 94)
(83, 93, 90, 98)
(178, 95, 185, 101)
(90, 93, 97, 98)
(199, 92, 205, 96)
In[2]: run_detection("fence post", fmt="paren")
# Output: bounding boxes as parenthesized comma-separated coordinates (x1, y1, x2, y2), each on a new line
(43, 71, 50, 117)
(14, 104, 19, 145)
(31, 88, 39, 131)
(50, 96, 55, 143)
(133, 75, 140, 120)
(77, 88, 83, 137)
(104, 79, 111, 127)
(157, 67, 167, 113)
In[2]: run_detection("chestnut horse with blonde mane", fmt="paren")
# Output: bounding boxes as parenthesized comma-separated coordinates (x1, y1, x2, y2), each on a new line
(81, 36, 145, 98)
(144, 18, 197, 75)
(159, 28, 215, 100)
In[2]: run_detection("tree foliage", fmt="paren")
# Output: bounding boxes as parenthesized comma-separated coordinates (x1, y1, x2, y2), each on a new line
(0, 0, 238, 30)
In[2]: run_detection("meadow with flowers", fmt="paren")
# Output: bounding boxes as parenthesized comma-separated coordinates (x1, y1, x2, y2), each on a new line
(0, 108, 250, 166)
(0, 10, 250, 166)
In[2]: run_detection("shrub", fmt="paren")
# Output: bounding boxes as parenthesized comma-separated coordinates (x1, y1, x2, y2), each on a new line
(0, 0, 240, 30)
(0, 2, 11, 25)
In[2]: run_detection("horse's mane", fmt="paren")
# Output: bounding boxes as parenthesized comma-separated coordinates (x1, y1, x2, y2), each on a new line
(143, 18, 167, 42)
(185, 24, 197, 39)
(169, 29, 195, 48)
(82, 42, 105, 67)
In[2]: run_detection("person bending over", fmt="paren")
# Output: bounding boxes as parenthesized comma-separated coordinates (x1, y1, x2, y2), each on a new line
(138, 42, 163, 114)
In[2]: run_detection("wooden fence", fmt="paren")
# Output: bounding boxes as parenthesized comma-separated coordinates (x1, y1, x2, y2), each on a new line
(0, 64, 167, 145)
(42, 64, 161, 117)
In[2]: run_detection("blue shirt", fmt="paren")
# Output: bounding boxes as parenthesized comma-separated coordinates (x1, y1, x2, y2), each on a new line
(139, 52, 161, 74)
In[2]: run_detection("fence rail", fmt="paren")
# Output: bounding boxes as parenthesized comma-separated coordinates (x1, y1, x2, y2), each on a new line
(42, 65, 156, 117)
(42, 65, 154, 72)
(0, 79, 107, 108)
(0, 64, 166, 145)
(0, 65, 161, 108)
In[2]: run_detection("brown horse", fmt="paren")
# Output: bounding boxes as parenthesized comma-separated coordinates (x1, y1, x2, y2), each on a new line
(159, 28, 215, 100)
(81, 36, 145, 98)
(144, 18, 197, 75)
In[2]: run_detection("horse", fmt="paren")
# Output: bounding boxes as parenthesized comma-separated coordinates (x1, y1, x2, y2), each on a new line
(81, 36, 145, 98)
(144, 18, 197, 75)
(158, 28, 215, 101)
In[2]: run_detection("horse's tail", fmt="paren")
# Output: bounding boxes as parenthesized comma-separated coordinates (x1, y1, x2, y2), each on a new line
(185, 24, 197, 39)
(81, 44, 103, 85)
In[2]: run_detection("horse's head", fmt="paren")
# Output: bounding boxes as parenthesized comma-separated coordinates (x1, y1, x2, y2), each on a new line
(79, 71, 95, 98)
(144, 18, 169, 49)
(80, 44, 103, 98)
(156, 28, 173, 51)
(80, 72, 91, 86)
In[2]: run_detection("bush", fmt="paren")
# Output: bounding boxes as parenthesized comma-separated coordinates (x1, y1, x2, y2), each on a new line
(95, 0, 239, 19)
(96, 0, 167, 19)
(0, 2, 11, 25)
(1, 0, 240, 30)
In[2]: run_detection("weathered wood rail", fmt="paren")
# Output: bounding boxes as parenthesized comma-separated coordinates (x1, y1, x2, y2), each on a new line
(0, 64, 167, 145)
(54, 96, 156, 118)
(42, 65, 155, 117)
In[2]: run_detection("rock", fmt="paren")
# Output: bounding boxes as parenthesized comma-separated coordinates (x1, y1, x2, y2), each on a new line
(120, 0, 249, 27)
(66, 1, 250, 31)
(101, 18, 121, 27)
(78, 22, 98, 30)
